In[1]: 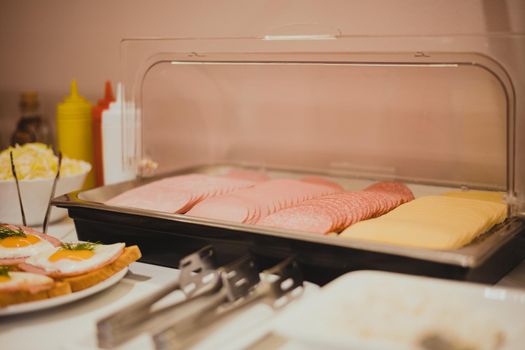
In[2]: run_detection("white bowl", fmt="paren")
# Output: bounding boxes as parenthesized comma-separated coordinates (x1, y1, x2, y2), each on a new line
(0, 164, 91, 226)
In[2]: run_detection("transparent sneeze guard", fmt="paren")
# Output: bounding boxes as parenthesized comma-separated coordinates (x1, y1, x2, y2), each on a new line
(119, 33, 525, 220)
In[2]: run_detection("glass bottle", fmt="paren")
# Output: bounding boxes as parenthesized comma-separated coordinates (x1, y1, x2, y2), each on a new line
(10, 91, 52, 146)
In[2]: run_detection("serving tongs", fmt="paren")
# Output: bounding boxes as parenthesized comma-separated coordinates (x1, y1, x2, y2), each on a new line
(10, 151, 26, 226)
(97, 245, 220, 349)
(43, 151, 62, 233)
(10, 149, 62, 232)
(152, 257, 304, 350)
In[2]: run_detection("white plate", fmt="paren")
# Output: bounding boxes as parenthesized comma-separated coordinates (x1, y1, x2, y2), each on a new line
(273, 271, 525, 350)
(0, 267, 128, 316)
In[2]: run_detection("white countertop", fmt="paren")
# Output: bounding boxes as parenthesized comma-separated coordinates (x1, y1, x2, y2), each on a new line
(2, 218, 525, 350)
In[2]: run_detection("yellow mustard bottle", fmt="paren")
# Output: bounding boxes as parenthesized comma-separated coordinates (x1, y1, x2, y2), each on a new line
(56, 80, 94, 189)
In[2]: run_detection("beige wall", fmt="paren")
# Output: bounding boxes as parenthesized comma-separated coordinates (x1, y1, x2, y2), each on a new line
(0, 0, 523, 148)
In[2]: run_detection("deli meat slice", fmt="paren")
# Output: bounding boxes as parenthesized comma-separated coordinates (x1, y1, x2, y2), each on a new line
(105, 174, 257, 214)
(0, 257, 28, 266)
(258, 182, 414, 234)
(259, 205, 335, 234)
(1, 224, 62, 247)
(364, 181, 415, 203)
(224, 169, 271, 182)
(16, 262, 49, 275)
(186, 179, 342, 223)
(20, 226, 62, 247)
(300, 176, 345, 191)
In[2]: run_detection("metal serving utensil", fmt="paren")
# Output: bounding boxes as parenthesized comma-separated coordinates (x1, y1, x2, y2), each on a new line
(97, 245, 220, 349)
(153, 257, 304, 350)
(152, 254, 260, 350)
(10, 151, 26, 226)
(42, 151, 62, 233)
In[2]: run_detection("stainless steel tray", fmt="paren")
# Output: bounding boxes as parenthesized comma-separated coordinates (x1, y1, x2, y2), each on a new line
(53, 164, 525, 269)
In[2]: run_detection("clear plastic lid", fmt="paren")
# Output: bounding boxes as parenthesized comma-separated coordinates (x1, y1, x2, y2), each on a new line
(119, 32, 525, 216)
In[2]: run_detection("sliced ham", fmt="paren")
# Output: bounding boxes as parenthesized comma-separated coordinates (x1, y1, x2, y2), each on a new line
(1, 224, 62, 247)
(186, 179, 342, 224)
(22, 226, 62, 247)
(224, 169, 271, 182)
(0, 257, 27, 266)
(300, 176, 345, 192)
(258, 182, 414, 234)
(105, 174, 258, 214)
(16, 262, 49, 275)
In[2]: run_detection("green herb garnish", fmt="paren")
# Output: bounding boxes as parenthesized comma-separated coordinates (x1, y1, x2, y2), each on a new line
(0, 266, 10, 277)
(0, 225, 26, 240)
(60, 242, 100, 251)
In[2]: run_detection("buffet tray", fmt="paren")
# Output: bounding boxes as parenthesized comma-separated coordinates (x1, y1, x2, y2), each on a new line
(53, 165, 525, 285)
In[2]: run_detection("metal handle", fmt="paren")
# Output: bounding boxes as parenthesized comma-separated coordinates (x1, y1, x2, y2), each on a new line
(98, 282, 222, 349)
(156, 285, 270, 350)
(10, 151, 26, 226)
(97, 246, 219, 349)
(153, 257, 303, 350)
(152, 290, 228, 350)
(43, 151, 61, 233)
(97, 279, 181, 334)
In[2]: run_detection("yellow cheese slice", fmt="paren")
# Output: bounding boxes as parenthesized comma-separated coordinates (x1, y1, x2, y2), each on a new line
(340, 195, 507, 250)
(442, 191, 507, 223)
(442, 190, 505, 204)
(340, 218, 466, 250)
(442, 190, 507, 224)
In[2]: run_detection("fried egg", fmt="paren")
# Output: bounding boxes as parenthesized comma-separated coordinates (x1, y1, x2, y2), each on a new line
(0, 232, 55, 259)
(24, 242, 125, 277)
(0, 271, 54, 293)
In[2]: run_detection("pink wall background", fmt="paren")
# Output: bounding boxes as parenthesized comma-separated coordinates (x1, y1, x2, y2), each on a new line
(0, 0, 524, 148)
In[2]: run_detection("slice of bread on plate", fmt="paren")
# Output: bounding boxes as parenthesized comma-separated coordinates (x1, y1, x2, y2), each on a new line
(60, 245, 141, 292)
(1, 241, 141, 308)
(0, 269, 72, 307)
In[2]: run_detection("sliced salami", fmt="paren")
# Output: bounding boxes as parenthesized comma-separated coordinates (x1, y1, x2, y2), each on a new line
(365, 181, 414, 203)
(258, 181, 414, 234)
(259, 205, 334, 234)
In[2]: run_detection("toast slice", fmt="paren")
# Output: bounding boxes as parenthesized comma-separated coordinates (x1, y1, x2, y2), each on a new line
(0, 281, 71, 308)
(59, 245, 141, 292)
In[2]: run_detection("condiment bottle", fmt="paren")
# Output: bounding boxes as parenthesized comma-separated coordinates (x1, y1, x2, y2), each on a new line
(92, 81, 115, 187)
(56, 80, 94, 189)
(10, 92, 52, 146)
(102, 83, 135, 185)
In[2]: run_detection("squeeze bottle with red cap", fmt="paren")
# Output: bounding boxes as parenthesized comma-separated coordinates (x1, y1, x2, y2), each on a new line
(56, 80, 94, 189)
(92, 81, 115, 187)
